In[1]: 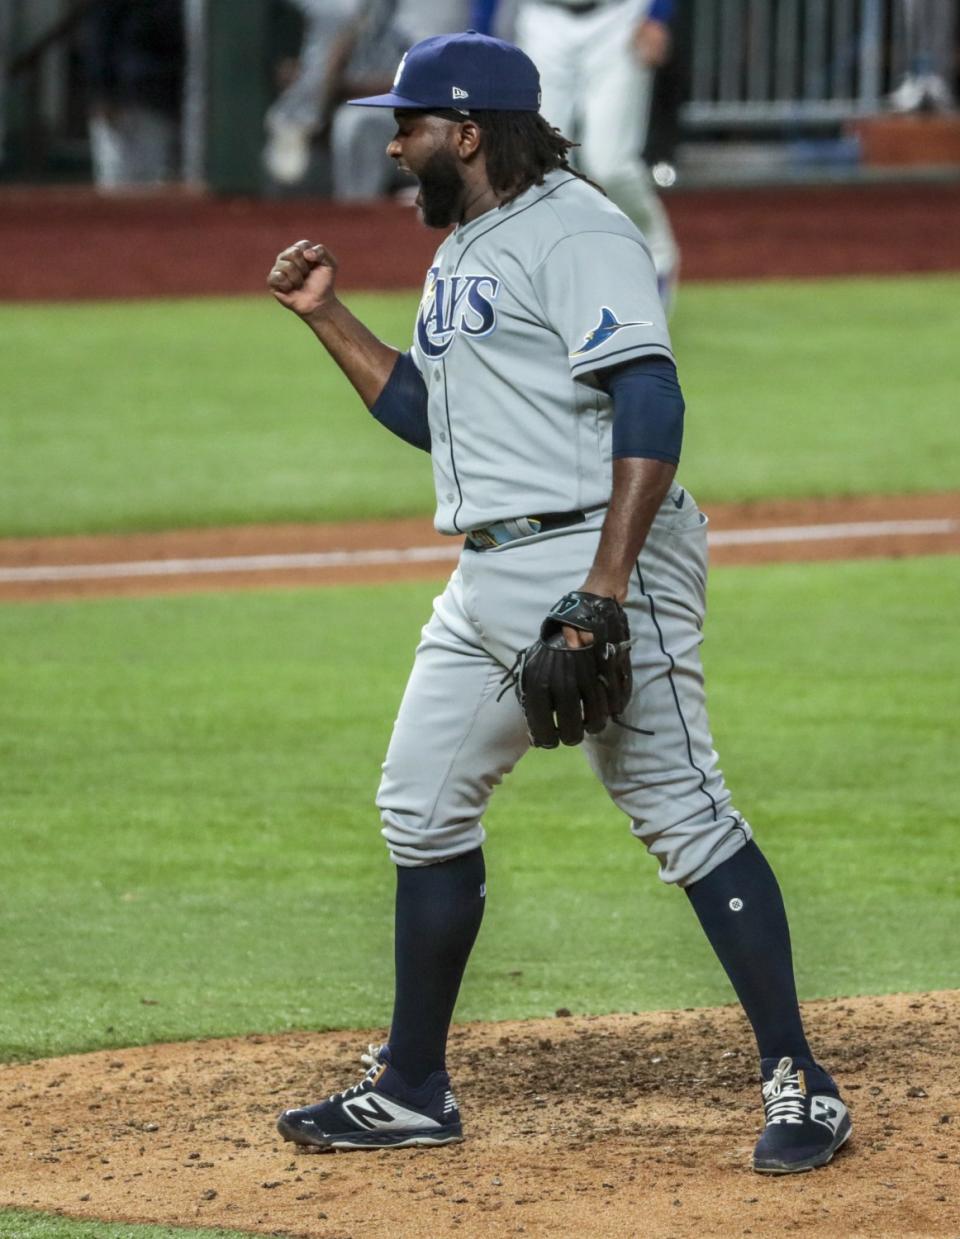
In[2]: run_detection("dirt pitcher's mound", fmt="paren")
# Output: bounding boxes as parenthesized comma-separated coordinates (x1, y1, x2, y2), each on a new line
(2, 993, 958, 1238)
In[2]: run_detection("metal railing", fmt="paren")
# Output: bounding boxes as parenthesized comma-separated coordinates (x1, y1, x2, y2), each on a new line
(684, 0, 955, 127)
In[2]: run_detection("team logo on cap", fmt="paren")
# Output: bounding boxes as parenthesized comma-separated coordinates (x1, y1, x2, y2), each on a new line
(417, 267, 500, 359)
(392, 53, 408, 88)
(571, 306, 653, 355)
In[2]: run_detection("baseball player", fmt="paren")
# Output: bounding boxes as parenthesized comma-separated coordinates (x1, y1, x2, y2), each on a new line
(268, 32, 851, 1173)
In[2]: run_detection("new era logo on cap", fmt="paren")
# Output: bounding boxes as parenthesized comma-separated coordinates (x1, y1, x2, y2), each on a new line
(347, 31, 541, 113)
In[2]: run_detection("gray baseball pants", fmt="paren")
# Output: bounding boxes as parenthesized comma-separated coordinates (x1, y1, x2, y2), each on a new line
(377, 484, 751, 886)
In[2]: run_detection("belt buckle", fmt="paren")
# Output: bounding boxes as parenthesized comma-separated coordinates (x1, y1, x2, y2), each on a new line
(468, 516, 545, 550)
(468, 527, 499, 550)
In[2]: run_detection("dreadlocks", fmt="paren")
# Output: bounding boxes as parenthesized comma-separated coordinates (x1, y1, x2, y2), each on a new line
(426, 108, 603, 205)
(472, 110, 604, 205)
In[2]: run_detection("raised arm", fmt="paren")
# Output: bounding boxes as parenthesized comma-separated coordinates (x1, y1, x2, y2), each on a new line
(268, 239, 399, 408)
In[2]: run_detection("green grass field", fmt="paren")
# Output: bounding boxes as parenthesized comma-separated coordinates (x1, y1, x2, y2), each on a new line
(0, 1216, 256, 1239)
(2, 274, 959, 536)
(2, 557, 957, 1064)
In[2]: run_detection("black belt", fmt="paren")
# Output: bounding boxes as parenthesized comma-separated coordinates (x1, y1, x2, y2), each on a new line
(536, 507, 589, 529)
(465, 503, 606, 551)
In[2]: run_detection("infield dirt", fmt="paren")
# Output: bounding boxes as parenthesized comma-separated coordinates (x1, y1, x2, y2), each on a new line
(2, 991, 958, 1238)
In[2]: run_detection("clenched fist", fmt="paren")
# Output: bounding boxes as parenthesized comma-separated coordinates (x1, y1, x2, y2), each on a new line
(268, 240, 339, 319)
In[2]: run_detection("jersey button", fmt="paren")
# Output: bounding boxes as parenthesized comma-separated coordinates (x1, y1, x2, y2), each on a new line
(433, 370, 441, 382)
(446, 492, 454, 502)
(438, 431, 447, 442)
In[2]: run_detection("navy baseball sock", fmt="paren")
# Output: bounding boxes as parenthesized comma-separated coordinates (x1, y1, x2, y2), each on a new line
(685, 840, 813, 1063)
(388, 847, 486, 1089)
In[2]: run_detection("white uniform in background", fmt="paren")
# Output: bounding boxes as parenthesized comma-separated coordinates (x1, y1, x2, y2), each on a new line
(514, 0, 679, 308)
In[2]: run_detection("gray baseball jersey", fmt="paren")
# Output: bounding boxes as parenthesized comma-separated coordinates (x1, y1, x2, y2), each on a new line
(410, 169, 672, 534)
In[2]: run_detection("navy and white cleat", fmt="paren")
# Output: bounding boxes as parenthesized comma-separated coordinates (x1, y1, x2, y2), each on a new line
(277, 1044, 463, 1152)
(753, 1055, 852, 1174)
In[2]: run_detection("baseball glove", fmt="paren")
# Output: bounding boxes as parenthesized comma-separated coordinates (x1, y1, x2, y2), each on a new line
(506, 591, 635, 748)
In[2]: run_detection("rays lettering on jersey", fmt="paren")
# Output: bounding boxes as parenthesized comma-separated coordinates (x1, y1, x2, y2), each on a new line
(417, 267, 501, 359)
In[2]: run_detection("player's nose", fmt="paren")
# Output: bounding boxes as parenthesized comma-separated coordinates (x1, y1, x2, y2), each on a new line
(386, 135, 402, 159)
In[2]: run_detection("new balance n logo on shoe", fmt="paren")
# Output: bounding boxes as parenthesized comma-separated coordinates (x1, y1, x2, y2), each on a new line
(343, 1093, 442, 1132)
(344, 1096, 394, 1129)
(811, 1096, 847, 1135)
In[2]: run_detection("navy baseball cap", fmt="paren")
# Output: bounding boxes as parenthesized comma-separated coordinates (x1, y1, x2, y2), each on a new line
(348, 30, 541, 113)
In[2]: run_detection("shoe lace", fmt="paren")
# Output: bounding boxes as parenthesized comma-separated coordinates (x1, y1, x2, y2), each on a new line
(761, 1056, 806, 1125)
(359, 1042, 385, 1069)
(328, 1043, 386, 1103)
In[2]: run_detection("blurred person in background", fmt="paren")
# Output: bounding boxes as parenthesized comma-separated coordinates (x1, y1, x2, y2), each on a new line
(888, 0, 956, 112)
(265, 0, 471, 198)
(263, 0, 364, 185)
(81, 0, 185, 190)
(321, 0, 418, 201)
(473, 0, 679, 311)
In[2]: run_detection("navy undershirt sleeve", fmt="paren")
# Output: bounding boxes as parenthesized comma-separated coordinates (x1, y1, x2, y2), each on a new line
(600, 355, 685, 465)
(469, 0, 498, 34)
(369, 351, 431, 453)
(649, 0, 674, 22)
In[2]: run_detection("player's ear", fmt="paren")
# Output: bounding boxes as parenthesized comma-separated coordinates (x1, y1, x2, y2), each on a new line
(455, 119, 482, 160)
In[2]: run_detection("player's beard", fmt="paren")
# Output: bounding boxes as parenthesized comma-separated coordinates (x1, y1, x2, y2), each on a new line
(416, 148, 466, 228)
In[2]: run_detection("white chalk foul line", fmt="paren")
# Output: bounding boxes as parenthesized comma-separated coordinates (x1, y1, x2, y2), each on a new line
(0, 519, 956, 584)
(708, 518, 958, 546)
(0, 544, 463, 583)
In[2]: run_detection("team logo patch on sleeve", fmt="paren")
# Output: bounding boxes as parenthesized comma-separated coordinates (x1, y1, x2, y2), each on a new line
(571, 306, 653, 356)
